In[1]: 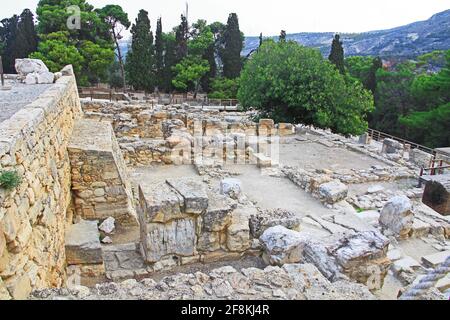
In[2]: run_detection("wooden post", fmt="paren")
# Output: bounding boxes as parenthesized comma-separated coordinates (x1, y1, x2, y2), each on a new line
(0, 55, 4, 87)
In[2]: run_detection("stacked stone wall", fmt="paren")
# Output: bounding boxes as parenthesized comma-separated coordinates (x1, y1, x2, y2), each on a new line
(0, 71, 82, 299)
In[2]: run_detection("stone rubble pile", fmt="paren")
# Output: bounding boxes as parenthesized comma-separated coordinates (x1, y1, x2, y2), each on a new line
(15, 59, 57, 85)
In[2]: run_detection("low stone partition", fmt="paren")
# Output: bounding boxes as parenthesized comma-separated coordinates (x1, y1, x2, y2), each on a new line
(68, 119, 137, 225)
(0, 68, 82, 299)
(138, 178, 251, 267)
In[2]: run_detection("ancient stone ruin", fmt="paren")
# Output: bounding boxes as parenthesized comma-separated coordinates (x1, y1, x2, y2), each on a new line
(0, 60, 449, 300)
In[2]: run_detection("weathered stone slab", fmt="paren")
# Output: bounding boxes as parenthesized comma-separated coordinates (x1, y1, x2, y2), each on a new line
(421, 251, 450, 268)
(202, 192, 235, 232)
(220, 178, 242, 199)
(422, 176, 450, 216)
(142, 218, 196, 263)
(319, 180, 348, 203)
(260, 226, 307, 266)
(138, 182, 184, 223)
(166, 178, 209, 214)
(379, 196, 414, 238)
(382, 138, 404, 154)
(65, 220, 103, 265)
(250, 209, 301, 238)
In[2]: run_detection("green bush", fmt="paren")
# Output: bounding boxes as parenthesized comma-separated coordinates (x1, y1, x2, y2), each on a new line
(238, 40, 374, 136)
(0, 170, 22, 190)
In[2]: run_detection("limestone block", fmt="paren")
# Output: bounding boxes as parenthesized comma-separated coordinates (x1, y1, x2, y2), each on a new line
(278, 123, 294, 136)
(330, 231, 390, 290)
(65, 220, 103, 265)
(379, 196, 414, 238)
(4, 274, 31, 300)
(24, 73, 37, 85)
(36, 71, 55, 84)
(0, 277, 12, 300)
(260, 226, 307, 266)
(319, 180, 348, 204)
(15, 58, 49, 76)
(220, 178, 242, 199)
(422, 177, 450, 216)
(249, 209, 301, 238)
(0, 227, 5, 258)
(202, 192, 235, 232)
(99, 217, 115, 234)
(197, 232, 221, 252)
(142, 218, 196, 263)
(410, 148, 433, 168)
(421, 251, 450, 268)
(382, 138, 404, 154)
(138, 182, 184, 223)
(358, 133, 371, 145)
(226, 208, 251, 252)
(166, 178, 209, 214)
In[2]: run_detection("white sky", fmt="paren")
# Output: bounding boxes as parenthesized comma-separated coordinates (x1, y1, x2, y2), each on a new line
(2, 0, 450, 37)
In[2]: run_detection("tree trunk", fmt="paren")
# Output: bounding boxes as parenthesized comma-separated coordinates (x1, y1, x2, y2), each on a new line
(112, 29, 126, 89)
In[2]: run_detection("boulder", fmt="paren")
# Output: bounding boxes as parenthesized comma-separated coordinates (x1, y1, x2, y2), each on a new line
(220, 178, 242, 199)
(36, 71, 55, 84)
(61, 65, 74, 76)
(379, 196, 414, 238)
(99, 217, 115, 234)
(15, 58, 49, 76)
(249, 209, 301, 238)
(382, 138, 404, 155)
(65, 220, 103, 265)
(259, 226, 307, 266)
(422, 177, 450, 216)
(24, 73, 37, 85)
(319, 180, 348, 203)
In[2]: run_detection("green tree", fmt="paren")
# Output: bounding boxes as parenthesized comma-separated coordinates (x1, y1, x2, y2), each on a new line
(34, 0, 114, 85)
(162, 32, 177, 92)
(238, 40, 374, 136)
(346, 56, 382, 94)
(126, 9, 155, 91)
(209, 77, 239, 99)
(221, 13, 243, 79)
(172, 56, 210, 97)
(154, 17, 164, 90)
(97, 5, 130, 88)
(0, 10, 38, 74)
(175, 15, 189, 62)
(329, 34, 345, 74)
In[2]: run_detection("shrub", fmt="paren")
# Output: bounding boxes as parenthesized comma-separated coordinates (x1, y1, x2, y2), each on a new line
(0, 170, 22, 190)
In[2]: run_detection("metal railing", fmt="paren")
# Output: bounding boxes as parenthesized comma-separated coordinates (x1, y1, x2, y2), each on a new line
(367, 128, 435, 155)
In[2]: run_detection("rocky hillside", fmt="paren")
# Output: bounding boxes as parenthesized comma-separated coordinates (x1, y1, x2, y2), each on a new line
(244, 9, 450, 57)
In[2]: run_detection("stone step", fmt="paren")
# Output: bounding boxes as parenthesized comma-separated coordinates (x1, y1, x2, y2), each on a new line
(65, 220, 103, 265)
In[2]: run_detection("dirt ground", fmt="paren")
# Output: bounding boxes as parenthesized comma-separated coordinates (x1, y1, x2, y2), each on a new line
(279, 141, 385, 171)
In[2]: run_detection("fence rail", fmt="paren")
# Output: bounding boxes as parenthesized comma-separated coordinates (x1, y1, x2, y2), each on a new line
(367, 128, 435, 155)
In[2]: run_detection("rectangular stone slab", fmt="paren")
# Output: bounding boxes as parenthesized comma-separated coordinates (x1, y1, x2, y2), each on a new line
(143, 218, 196, 263)
(421, 250, 450, 268)
(166, 178, 209, 214)
(138, 182, 184, 223)
(65, 220, 103, 265)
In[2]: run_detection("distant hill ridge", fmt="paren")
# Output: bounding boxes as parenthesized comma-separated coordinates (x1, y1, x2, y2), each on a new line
(120, 9, 450, 59)
(244, 9, 450, 57)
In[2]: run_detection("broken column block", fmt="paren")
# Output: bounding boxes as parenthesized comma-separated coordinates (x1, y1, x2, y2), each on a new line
(259, 226, 307, 266)
(166, 178, 209, 215)
(422, 176, 450, 216)
(318, 180, 348, 204)
(65, 220, 103, 265)
(141, 219, 196, 263)
(379, 195, 414, 238)
(249, 209, 301, 238)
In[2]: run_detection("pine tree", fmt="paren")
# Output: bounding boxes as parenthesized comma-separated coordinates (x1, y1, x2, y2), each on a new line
(222, 13, 243, 79)
(126, 9, 155, 91)
(328, 34, 345, 74)
(97, 5, 130, 88)
(155, 17, 164, 90)
(279, 30, 287, 42)
(175, 15, 189, 63)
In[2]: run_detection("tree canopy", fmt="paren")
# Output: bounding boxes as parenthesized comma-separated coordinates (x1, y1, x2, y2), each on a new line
(238, 40, 374, 136)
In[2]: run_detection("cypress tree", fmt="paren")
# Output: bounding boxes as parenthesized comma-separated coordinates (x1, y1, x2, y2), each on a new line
(328, 34, 345, 74)
(279, 30, 287, 42)
(201, 40, 217, 93)
(155, 17, 164, 90)
(1, 15, 19, 74)
(259, 33, 263, 47)
(162, 32, 177, 92)
(126, 9, 155, 91)
(175, 15, 189, 63)
(366, 56, 383, 94)
(15, 9, 38, 60)
(222, 13, 243, 79)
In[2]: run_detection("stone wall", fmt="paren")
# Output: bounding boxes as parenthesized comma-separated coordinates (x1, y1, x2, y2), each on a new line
(68, 119, 137, 225)
(0, 70, 82, 299)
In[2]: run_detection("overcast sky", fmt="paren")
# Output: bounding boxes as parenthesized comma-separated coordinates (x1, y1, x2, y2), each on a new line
(2, 0, 450, 36)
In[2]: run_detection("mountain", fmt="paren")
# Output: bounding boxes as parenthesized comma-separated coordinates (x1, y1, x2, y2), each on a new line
(243, 9, 450, 58)
(120, 10, 450, 59)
